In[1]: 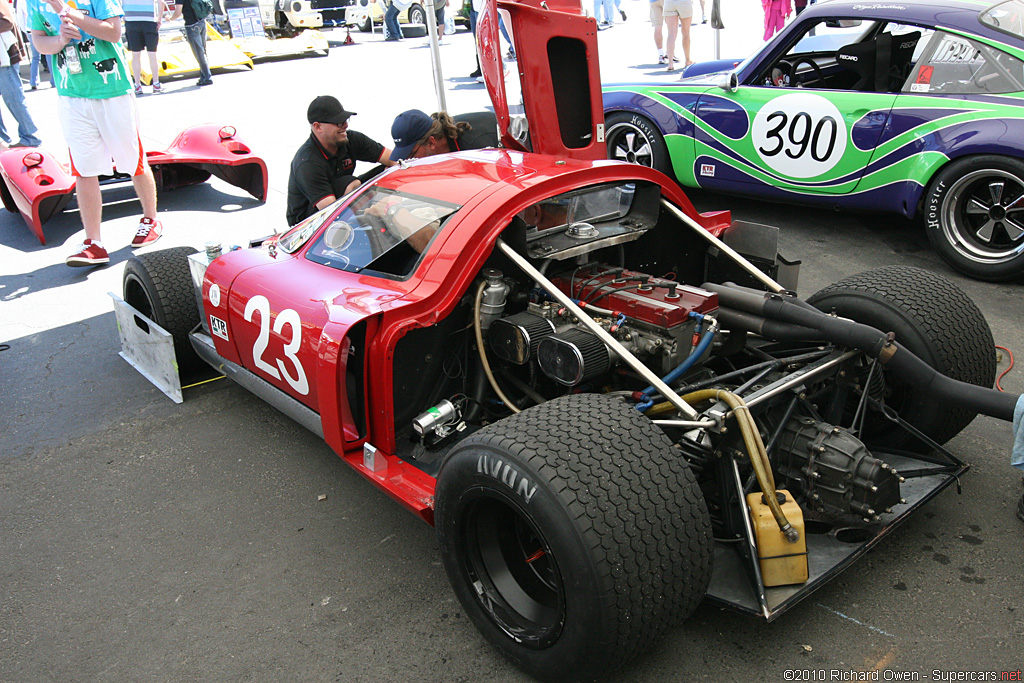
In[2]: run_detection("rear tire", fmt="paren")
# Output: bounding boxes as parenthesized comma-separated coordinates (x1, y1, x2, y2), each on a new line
(434, 393, 712, 681)
(605, 111, 672, 177)
(807, 266, 996, 449)
(123, 247, 201, 373)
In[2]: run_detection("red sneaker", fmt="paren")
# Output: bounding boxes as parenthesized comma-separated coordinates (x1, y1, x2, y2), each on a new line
(66, 240, 110, 267)
(131, 217, 163, 248)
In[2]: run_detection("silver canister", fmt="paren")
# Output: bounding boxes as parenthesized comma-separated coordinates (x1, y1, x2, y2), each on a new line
(205, 241, 222, 261)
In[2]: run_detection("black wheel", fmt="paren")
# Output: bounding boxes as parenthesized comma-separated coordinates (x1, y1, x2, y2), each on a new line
(407, 3, 425, 24)
(605, 111, 672, 177)
(807, 266, 996, 450)
(923, 155, 1024, 281)
(358, 16, 371, 31)
(434, 393, 712, 681)
(123, 247, 201, 373)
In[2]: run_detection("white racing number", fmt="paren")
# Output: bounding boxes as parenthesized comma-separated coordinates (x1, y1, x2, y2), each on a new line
(242, 295, 310, 396)
(752, 93, 848, 179)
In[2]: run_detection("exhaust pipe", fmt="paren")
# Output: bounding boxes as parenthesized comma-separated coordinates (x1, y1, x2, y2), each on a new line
(703, 282, 1018, 422)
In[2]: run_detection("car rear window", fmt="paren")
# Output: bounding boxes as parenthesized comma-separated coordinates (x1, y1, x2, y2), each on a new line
(981, 0, 1024, 39)
(904, 29, 1024, 94)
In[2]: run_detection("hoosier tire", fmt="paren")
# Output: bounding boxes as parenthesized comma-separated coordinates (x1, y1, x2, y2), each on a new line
(122, 247, 201, 373)
(923, 155, 1024, 282)
(605, 112, 672, 177)
(807, 266, 996, 449)
(434, 393, 713, 681)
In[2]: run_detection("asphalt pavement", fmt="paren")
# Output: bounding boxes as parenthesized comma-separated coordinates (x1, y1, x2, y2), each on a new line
(2, 2, 1023, 681)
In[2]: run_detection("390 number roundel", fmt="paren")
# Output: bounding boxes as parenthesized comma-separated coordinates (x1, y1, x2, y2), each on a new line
(752, 93, 848, 178)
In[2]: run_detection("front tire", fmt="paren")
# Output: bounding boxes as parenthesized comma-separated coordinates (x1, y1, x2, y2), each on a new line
(807, 266, 996, 450)
(923, 155, 1024, 281)
(407, 3, 425, 24)
(605, 111, 672, 176)
(434, 393, 712, 681)
(123, 247, 201, 373)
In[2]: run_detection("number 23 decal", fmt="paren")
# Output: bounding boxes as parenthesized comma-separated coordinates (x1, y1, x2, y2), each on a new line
(243, 295, 310, 396)
(751, 93, 848, 179)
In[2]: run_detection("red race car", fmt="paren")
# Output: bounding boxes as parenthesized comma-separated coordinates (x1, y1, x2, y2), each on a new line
(0, 123, 268, 245)
(118, 0, 1020, 678)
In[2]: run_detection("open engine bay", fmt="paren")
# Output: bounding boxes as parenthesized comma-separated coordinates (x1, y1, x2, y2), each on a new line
(387, 179, 982, 619)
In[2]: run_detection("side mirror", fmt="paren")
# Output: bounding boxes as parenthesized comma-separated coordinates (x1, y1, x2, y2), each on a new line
(718, 71, 739, 92)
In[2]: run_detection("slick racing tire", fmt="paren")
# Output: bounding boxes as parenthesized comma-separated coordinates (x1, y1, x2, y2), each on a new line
(923, 155, 1024, 282)
(605, 112, 672, 177)
(123, 246, 201, 373)
(434, 393, 712, 681)
(808, 266, 996, 450)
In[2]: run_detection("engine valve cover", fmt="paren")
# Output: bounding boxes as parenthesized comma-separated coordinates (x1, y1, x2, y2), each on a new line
(550, 267, 717, 330)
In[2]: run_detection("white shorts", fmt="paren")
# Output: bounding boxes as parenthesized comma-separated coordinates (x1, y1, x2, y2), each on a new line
(663, 0, 693, 18)
(58, 94, 147, 178)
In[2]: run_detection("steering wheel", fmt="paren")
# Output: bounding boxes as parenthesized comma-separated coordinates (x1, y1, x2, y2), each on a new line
(787, 57, 826, 87)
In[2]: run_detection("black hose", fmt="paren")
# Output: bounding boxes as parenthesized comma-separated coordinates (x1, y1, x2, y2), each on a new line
(716, 307, 824, 342)
(704, 282, 1019, 422)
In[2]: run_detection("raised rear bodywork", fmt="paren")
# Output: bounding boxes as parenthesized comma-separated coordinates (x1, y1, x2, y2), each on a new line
(0, 124, 267, 245)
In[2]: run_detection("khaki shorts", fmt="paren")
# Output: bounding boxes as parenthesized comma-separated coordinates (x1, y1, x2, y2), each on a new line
(663, 0, 693, 18)
(649, 0, 664, 24)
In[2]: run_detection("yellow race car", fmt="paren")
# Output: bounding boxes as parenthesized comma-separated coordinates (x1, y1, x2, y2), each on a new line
(130, 22, 254, 85)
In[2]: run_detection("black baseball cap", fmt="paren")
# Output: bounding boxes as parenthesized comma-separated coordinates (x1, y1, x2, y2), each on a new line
(307, 96, 356, 125)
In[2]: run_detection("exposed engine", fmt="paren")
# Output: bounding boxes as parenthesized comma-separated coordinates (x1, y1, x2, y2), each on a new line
(410, 255, 911, 531)
(489, 265, 719, 385)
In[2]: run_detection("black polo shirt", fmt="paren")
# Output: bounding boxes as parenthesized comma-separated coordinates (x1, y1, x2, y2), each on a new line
(286, 130, 385, 226)
(452, 111, 499, 151)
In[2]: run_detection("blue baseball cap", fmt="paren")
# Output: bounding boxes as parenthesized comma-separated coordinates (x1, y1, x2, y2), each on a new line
(390, 110, 434, 161)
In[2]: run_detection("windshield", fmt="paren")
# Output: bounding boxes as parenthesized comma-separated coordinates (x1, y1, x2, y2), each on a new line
(278, 202, 336, 254)
(305, 187, 460, 279)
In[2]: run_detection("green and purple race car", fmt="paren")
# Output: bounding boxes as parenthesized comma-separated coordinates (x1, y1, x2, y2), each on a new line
(603, 0, 1024, 281)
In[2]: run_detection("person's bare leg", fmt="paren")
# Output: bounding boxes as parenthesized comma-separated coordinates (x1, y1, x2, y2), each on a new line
(654, 21, 663, 52)
(132, 164, 158, 220)
(147, 51, 160, 86)
(76, 176, 103, 242)
(665, 17, 678, 70)
(682, 19, 693, 65)
(131, 51, 142, 89)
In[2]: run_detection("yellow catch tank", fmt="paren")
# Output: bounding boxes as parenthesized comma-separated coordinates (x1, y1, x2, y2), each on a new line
(746, 490, 808, 587)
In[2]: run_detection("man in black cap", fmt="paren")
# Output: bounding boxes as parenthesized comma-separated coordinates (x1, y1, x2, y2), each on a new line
(286, 95, 394, 226)
(390, 109, 498, 161)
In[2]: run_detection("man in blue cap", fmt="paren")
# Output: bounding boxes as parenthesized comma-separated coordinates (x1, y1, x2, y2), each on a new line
(287, 95, 394, 226)
(390, 109, 498, 161)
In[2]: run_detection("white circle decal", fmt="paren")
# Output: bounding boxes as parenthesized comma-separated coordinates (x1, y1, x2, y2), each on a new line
(209, 283, 221, 308)
(751, 93, 848, 179)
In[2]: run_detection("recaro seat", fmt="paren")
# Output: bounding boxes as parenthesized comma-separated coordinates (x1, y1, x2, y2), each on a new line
(836, 38, 879, 91)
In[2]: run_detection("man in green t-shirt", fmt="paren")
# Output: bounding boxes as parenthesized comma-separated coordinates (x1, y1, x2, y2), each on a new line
(29, 0, 162, 267)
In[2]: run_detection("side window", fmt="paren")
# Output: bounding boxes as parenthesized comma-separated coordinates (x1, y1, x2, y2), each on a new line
(763, 19, 874, 88)
(906, 31, 1024, 94)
